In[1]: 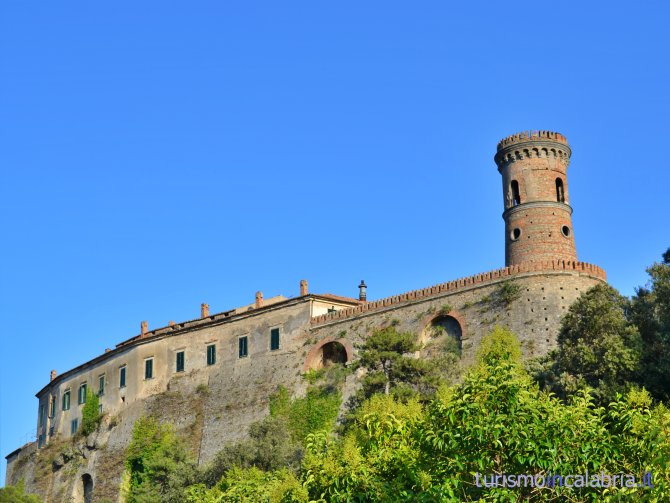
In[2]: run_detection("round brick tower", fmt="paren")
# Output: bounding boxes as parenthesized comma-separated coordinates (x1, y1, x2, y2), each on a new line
(494, 131, 577, 266)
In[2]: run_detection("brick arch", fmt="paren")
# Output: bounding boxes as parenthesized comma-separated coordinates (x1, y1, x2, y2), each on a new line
(418, 309, 467, 344)
(303, 337, 354, 372)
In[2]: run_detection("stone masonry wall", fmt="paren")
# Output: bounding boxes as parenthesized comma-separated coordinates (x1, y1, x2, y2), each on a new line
(310, 269, 605, 369)
(5, 263, 606, 501)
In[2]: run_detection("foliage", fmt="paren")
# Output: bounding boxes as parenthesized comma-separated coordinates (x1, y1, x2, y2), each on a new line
(270, 380, 342, 445)
(533, 283, 642, 405)
(481, 281, 522, 309)
(125, 416, 198, 503)
(475, 325, 522, 366)
(299, 329, 670, 502)
(631, 248, 670, 400)
(351, 326, 440, 403)
(200, 415, 302, 487)
(0, 480, 41, 503)
(187, 467, 308, 502)
(202, 376, 343, 487)
(496, 280, 522, 306)
(81, 388, 101, 436)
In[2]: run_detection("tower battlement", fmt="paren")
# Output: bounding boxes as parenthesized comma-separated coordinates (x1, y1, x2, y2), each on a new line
(497, 130, 569, 150)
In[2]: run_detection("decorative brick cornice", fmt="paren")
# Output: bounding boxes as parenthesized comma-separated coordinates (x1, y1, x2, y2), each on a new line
(502, 200, 573, 219)
(494, 130, 571, 169)
(310, 260, 606, 326)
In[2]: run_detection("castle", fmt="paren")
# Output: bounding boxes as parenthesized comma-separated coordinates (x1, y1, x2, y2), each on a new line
(4, 131, 607, 501)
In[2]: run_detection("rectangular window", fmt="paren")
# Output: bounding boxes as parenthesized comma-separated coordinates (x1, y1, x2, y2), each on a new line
(270, 328, 280, 351)
(120, 366, 127, 388)
(145, 358, 154, 380)
(49, 396, 56, 418)
(38, 434, 45, 448)
(39, 404, 46, 427)
(71, 418, 78, 435)
(176, 351, 185, 372)
(78, 383, 87, 405)
(98, 375, 105, 396)
(207, 344, 216, 366)
(49, 426, 54, 437)
(62, 390, 70, 411)
(238, 336, 248, 358)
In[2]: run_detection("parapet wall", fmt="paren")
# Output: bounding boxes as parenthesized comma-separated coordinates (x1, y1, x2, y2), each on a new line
(311, 261, 606, 326)
(497, 130, 569, 150)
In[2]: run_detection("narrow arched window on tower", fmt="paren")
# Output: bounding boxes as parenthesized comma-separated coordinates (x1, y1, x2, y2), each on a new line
(511, 180, 521, 206)
(556, 178, 565, 203)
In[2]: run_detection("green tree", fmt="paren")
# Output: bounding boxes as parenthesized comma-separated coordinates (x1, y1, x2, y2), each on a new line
(535, 283, 642, 405)
(631, 248, 670, 400)
(125, 416, 198, 503)
(300, 328, 670, 501)
(0, 480, 41, 503)
(81, 388, 101, 436)
(352, 326, 439, 403)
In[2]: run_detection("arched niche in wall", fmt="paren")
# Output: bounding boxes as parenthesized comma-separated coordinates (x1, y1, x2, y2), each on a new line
(304, 337, 354, 371)
(73, 473, 94, 503)
(82, 474, 93, 503)
(419, 311, 465, 359)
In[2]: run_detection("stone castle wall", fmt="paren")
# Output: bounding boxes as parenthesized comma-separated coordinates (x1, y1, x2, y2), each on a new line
(5, 262, 606, 501)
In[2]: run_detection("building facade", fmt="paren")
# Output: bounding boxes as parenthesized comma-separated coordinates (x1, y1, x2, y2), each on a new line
(5, 131, 607, 501)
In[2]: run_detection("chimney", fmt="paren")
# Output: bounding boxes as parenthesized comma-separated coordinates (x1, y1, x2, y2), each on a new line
(255, 291, 263, 308)
(358, 280, 367, 302)
(168, 320, 175, 327)
(105, 348, 111, 353)
(201, 303, 209, 318)
(300, 279, 308, 296)
(50, 370, 57, 382)
(141, 320, 148, 336)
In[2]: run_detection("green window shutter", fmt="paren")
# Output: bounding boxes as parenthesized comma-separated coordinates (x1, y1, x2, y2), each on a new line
(176, 351, 185, 372)
(270, 328, 280, 351)
(145, 359, 153, 379)
(62, 391, 70, 411)
(207, 345, 216, 366)
(239, 337, 248, 358)
(79, 384, 87, 405)
(99, 375, 105, 396)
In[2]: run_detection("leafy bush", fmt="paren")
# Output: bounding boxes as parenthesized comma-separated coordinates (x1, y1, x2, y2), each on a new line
(299, 328, 670, 501)
(125, 416, 198, 503)
(187, 467, 307, 502)
(0, 480, 41, 503)
(201, 415, 302, 487)
(81, 389, 101, 436)
(202, 378, 342, 487)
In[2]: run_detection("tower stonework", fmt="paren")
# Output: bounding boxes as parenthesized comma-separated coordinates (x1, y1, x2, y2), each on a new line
(495, 131, 577, 266)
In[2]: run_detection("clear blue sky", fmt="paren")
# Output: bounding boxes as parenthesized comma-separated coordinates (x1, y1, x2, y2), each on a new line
(1, 1, 668, 483)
